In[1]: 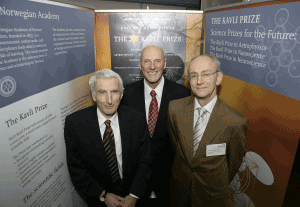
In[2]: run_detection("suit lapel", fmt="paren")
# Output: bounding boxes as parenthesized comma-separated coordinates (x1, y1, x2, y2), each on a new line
(180, 96, 195, 164)
(117, 107, 129, 174)
(132, 81, 146, 114)
(192, 99, 225, 163)
(159, 79, 173, 116)
(152, 79, 170, 138)
(89, 106, 110, 167)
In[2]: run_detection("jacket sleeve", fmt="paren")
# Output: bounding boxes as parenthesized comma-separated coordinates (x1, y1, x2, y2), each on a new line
(227, 117, 248, 183)
(167, 101, 179, 154)
(64, 115, 104, 197)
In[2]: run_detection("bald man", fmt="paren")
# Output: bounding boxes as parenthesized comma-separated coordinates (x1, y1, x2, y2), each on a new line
(121, 45, 191, 206)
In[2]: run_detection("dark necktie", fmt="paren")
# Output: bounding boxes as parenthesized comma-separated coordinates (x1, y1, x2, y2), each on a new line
(103, 120, 121, 183)
(148, 90, 158, 137)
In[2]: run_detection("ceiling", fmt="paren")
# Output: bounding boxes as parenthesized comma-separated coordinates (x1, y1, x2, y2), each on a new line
(50, 0, 192, 10)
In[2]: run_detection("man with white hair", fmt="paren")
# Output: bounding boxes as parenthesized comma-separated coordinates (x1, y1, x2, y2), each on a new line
(64, 69, 152, 207)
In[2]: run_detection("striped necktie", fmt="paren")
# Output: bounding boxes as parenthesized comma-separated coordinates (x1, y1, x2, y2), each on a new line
(193, 108, 207, 156)
(103, 120, 121, 183)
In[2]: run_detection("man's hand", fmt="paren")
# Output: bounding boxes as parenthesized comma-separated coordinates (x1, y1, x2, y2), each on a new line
(104, 193, 124, 207)
(122, 195, 137, 207)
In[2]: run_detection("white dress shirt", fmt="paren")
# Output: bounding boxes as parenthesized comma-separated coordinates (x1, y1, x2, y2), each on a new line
(96, 108, 139, 199)
(143, 77, 165, 198)
(144, 76, 165, 122)
(96, 108, 123, 178)
(193, 95, 218, 135)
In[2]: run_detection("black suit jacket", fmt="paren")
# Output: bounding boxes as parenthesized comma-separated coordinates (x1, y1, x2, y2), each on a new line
(121, 78, 191, 198)
(64, 105, 152, 205)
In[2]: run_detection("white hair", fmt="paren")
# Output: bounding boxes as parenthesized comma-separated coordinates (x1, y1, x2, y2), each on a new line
(89, 69, 124, 94)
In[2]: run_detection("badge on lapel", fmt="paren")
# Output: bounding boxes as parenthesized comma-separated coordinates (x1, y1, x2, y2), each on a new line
(206, 143, 226, 157)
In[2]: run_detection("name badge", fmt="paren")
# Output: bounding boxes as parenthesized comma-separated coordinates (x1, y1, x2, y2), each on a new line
(206, 143, 226, 157)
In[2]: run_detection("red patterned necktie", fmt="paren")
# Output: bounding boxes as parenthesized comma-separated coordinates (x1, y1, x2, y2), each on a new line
(148, 90, 158, 137)
(103, 120, 121, 183)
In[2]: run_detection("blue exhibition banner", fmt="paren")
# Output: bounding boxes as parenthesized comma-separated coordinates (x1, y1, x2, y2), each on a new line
(0, 0, 95, 108)
(109, 13, 186, 86)
(205, 2, 300, 100)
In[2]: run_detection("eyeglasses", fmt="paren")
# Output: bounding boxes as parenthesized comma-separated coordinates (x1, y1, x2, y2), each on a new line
(189, 71, 218, 81)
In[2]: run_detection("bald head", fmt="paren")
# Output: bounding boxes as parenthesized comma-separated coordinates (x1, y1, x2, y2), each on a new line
(140, 45, 165, 61)
(139, 45, 166, 89)
(188, 54, 223, 106)
(187, 55, 221, 79)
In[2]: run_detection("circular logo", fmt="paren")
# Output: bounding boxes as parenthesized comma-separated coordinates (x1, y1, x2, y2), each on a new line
(0, 76, 16, 97)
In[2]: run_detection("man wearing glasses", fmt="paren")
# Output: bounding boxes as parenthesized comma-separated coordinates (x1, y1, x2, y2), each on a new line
(168, 55, 247, 207)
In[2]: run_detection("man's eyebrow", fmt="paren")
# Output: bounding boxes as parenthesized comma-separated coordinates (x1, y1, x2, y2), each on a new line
(194, 70, 211, 73)
(201, 70, 212, 73)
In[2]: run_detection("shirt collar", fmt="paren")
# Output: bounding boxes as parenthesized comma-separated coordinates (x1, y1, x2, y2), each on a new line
(96, 107, 118, 126)
(194, 95, 217, 114)
(144, 76, 165, 99)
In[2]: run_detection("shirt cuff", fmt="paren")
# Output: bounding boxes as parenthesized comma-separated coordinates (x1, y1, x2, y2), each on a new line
(130, 193, 139, 199)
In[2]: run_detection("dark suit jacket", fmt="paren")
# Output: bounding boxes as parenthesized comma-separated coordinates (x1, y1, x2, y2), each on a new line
(168, 96, 247, 207)
(121, 78, 191, 198)
(64, 105, 152, 206)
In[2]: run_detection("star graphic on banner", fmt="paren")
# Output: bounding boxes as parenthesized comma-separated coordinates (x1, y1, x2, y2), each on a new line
(129, 34, 139, 44)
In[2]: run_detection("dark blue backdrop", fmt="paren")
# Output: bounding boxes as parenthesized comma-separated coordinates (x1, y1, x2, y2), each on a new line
(109, 13, 186, 86)
(0, 0, 94, 108)
(205, 1, 300, 100)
